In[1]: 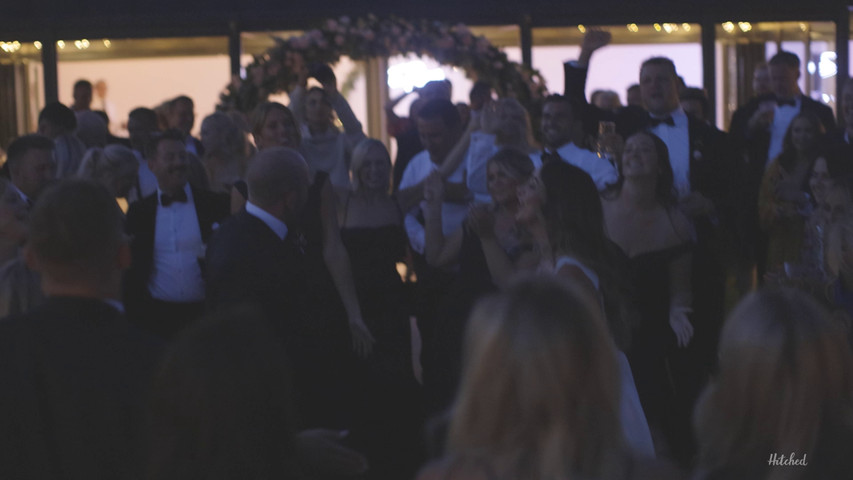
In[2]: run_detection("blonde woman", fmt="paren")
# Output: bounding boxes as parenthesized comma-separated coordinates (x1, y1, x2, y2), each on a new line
(694, 288, 853, 479)
(77, 144, 138, 200)
(419, 275, 682, 480)
(338, 138, 424, 479)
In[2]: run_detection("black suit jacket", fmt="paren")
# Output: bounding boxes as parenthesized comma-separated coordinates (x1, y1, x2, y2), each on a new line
(0, 297, 162, 480)
(205, 209, 308, 343)
(729, 94, 835, 188)
(123, 186, 230, 314)
(824, 128, 852, 149)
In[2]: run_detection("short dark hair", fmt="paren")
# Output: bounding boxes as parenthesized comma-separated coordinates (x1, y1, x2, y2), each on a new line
(470, 81, 493, 99)
(169, 95, 194, 111)
(129, 107, 158, 126)
(417, 98, 461, 130)
(680, 87, 710, 117)
(38, 102, 77, 132)
(543, 93, 574, 110)
(6, 134, 54, 173)
(769, 51, 800, 70)
(641, 57, 678, 78)
(28, 179, 123, 281)
(151, 128, 187, 153)
(147, 306, 298, 479)
(73, 79, 92, 91)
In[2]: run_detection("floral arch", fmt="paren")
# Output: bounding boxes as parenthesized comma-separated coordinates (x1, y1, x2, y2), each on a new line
(217, 15, 549, 115)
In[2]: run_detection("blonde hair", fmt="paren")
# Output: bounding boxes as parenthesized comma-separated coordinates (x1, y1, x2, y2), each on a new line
(349, 138, 391, 193)
(251, 102, 301, 150)
(77, 145, 137, 194)
(448, 274, 624, 480)
(480, 98, 536, 150)
(694, 288, 853, 479)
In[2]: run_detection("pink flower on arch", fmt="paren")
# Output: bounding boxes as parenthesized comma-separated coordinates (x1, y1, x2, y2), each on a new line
(335, 35, 345, 46)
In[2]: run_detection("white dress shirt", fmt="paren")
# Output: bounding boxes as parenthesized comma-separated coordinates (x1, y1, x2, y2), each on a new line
(650, 107, 691, 198)
(532, 142, 616, 192)
(399, 150, 467, 255)
(148, 183, 205, 303)
(767, 96, 802, 165)
(245, 201, 289, 240)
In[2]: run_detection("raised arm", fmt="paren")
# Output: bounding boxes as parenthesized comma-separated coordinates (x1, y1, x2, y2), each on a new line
(564, 29, 612, 104)
(423, 171, 463, 267)
(467, 205, 519, 289)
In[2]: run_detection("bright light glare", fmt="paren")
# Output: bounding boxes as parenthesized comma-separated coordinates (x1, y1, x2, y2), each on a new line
(819, 51, 837, 79)
(387, 60, 446, 92)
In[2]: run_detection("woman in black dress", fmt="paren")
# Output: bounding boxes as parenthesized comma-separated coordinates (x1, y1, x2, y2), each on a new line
(339, 138, 424, 479)
(601, 131, 695, 461)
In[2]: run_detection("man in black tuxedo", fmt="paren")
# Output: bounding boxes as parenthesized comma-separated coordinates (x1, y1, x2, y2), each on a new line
(565, 31, 732, 220)
(729, 51, 836, 279)
(124, 128, 229, 339)
(205, 146, 310, 339)
(206, 147, 360, 431)
(825, 80, 853, 148)
(0, 179, 162, 479)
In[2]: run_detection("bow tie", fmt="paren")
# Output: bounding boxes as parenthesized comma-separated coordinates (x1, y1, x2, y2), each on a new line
(160, 190, 188, 206)
(541, 150, 564, 165)
(776, 98, 796, 107)
(649, 115, 675, 127)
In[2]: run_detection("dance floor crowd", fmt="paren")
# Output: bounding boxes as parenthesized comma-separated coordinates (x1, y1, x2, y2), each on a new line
(0, 30, 851, 480)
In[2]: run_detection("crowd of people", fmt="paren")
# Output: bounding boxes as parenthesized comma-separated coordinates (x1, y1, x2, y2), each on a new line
(0, 28, 852, 480)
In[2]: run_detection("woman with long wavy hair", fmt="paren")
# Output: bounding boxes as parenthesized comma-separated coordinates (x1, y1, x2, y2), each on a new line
(419, 276, 681, 480)
(694, 288, 853, 480)
(515, 160, 655, 459)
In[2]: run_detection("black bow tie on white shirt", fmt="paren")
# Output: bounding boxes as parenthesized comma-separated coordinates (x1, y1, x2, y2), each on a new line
(649, 115, 675, 127)
(776, 98, 796, 107)
(160, 190, 188, 206)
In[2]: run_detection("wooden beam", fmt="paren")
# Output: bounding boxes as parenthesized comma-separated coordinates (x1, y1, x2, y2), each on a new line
(41, 37, 58, 105)
(701, 17, 716, 126)
(836, 5, 850, 124)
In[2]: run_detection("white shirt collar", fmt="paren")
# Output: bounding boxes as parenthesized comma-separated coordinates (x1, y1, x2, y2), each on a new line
(245, 201, 289, 240)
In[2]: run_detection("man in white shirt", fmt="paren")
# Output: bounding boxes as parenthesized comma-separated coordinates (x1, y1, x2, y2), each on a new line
(533, 94, 617, 191)
(124, 129, 229, 339)
(399, 99, 467, 255)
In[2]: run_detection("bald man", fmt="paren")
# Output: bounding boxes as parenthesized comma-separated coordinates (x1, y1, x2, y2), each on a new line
(205, 147, 310, 334)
